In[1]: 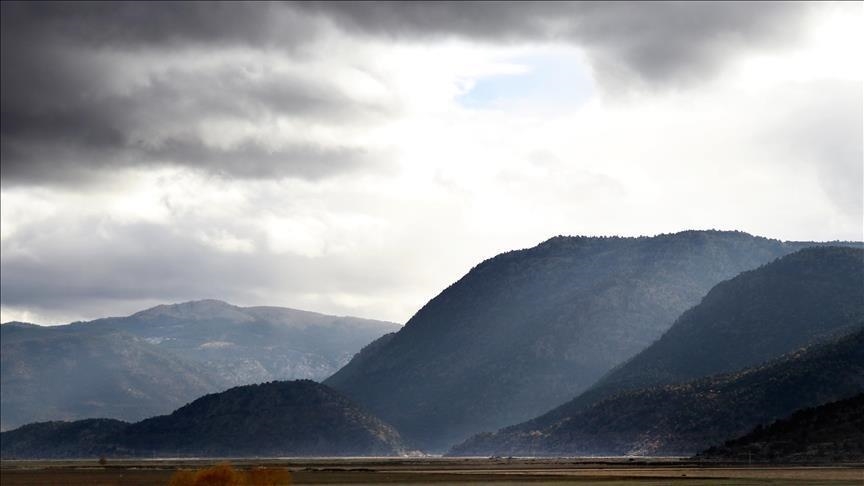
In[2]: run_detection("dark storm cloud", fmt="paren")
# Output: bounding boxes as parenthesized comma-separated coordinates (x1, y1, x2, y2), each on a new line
(1, 1, 390, 186)
(144, 140, 380, 180)
(2, 136, 379, 186)
(4, 1, 810, 69)
(1, 1, 812, 186)
(0, 1, 316, 49)
(304, 1, 811, 83)
(0, 44, 387, 184)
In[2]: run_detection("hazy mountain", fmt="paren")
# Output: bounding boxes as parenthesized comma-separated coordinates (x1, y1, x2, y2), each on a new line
(1, 326, 222, 432)
(81, 299, 402, 384)
(0, 380, 405, 458)
(1, 300, 399, 430)
(450, 328, 864, 456)
(325, 230, 831, 450)
(537, 246, 864, 425)
(697, 393, 864, 464)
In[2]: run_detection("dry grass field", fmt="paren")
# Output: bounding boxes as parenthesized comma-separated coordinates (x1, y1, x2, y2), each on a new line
(1, 458, 862, 485)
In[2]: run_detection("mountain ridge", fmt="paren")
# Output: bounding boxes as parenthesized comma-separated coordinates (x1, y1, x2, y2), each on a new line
(526, 246, 864, 429)
(325, 230, 850, 450)
(696, 393, 864, 463)
(1, 300, 399, 431)
(0, 380, 406, 458)
(450, 327, 864, 456)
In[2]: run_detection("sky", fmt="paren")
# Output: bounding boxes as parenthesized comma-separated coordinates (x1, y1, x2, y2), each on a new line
(1, 1, 862, 325)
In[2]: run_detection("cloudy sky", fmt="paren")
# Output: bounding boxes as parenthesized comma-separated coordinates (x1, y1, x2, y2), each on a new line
(1, 2, 862, 325)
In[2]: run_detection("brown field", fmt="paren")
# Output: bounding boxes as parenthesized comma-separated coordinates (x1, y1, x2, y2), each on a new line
(2, 457, 862, 485)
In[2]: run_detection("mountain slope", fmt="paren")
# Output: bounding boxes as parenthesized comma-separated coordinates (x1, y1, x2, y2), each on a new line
(0, 327, 222, 431)
(1, 300, 400, 430)
(539, 246, 864, 425)
(697, 393, 864, 463)
(1, 380, 405, 458)
(0, 419, 129, 459)
(450, 328, 864, 456)
(325, 230, 828, 450)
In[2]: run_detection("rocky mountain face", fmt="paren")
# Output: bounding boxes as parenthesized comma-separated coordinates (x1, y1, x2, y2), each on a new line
(1, 380, 406, 458)
(697, 393, 864, 464)
(325, 231, 827, 450)
(450, 328, 864, 456)
(1, 300, 399, 430)
(536, 246, 864, 425)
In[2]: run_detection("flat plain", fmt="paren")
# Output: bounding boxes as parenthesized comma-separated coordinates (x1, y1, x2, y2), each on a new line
(1, 457, 862, 485)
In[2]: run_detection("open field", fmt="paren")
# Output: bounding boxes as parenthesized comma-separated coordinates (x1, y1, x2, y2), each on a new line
(2, 457, 862, 485)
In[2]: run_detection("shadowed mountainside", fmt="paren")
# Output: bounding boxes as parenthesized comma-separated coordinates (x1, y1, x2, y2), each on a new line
(531, 246, 864, 428)
(450, 328, 864, 456)
(697, 393, 864, 463)
(325, 231, 843, 450)
(450, 247, 864, 456)
(0, 380, 405, 458)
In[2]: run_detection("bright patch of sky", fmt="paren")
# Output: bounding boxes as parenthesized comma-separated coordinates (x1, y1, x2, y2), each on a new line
(458, 50, 595, 112)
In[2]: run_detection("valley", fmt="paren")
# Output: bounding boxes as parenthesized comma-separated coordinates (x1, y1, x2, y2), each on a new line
(2, 457, 862, 485)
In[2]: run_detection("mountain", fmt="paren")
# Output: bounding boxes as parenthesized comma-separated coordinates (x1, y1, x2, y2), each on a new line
(1, 300, 400, 430)
(449, 328, 864, 456)
(537, 246, 864, 424)
(81, 299, 402, 385)
(0, 419, 128, 459)
(0, 380, 406, 458)
(696, 393, 864, 464)
(0, 326, 222, 432)
(324, 230, 834, 450)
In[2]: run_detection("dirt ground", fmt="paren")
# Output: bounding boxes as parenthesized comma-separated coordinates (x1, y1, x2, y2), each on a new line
(1, 457, 862, 485)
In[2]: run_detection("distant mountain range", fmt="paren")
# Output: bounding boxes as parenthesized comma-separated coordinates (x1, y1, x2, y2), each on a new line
(1, 324, 222, 433)
(1, 300, 399, 430)
(0, 380, 405, 458)
(325, 231, 847, 450)
(696, 393, 864, 463)
(450, 247, 864, 455)
(4, 231, 862, 460)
